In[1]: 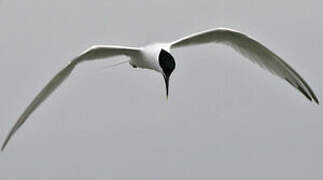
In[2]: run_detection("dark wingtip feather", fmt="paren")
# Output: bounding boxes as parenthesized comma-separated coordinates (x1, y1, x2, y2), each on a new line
(1, 130, 14, 152)
(1, 138, 9, 152)
(296, 84, 313, 102)
(309, 90, 319, 104)
(302, 80, 319, 105)
(284, 78, 318, 104)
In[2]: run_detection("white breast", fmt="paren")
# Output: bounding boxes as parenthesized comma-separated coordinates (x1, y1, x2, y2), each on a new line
(130, 43, 171, 72)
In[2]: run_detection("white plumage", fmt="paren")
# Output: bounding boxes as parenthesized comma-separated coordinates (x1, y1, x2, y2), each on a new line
(1, 27, 318, 151)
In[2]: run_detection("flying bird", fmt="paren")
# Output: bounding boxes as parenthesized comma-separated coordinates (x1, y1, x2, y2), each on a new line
(1, 27, 319, 151)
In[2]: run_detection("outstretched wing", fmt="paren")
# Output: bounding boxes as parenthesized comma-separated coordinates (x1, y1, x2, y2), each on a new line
(1, 45, 141, 151)
(170, 28, 319, 104)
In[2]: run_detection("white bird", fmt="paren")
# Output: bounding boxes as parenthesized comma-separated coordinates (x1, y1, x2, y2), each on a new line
(1, 27, 319, 151)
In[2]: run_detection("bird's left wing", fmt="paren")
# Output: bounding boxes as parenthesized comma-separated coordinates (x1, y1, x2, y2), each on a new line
(170, 28, 319, 104)
(1, 45, 141, 151)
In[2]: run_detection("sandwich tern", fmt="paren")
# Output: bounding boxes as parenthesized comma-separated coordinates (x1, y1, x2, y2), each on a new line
(1, 27, 319, 151)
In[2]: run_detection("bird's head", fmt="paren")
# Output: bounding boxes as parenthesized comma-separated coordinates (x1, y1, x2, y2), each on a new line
(158, 49, 176, 100)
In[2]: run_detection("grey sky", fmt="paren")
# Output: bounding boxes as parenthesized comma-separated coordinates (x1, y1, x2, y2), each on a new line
(0, 0, 322, 179)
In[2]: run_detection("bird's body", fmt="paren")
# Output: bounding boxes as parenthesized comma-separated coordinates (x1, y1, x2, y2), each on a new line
(129, 43, 171, 71)
(1, 27, 319, 151)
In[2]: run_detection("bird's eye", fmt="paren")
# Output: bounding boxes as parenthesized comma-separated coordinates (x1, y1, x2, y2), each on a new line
(159, 49, 176, 76)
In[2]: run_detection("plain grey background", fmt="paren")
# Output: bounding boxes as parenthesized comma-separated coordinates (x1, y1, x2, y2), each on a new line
(0, 0, 322, 179)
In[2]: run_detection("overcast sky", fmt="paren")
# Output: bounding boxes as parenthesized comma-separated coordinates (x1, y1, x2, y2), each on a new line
(0, 0, 322, 179)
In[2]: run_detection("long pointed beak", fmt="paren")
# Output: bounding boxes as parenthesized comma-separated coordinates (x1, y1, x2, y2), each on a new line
(163, 75, 169, 100)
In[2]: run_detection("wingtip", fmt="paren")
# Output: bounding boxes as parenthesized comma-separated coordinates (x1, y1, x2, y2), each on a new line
(1, 145, 6, 152)
(307, 95, 319, 105)
(307, 86, 319, 105)
(1, 139, 9, 152)
(314, 97, 319, 105)
(1, 131, 14, 152)
(308, 91, 319, 105)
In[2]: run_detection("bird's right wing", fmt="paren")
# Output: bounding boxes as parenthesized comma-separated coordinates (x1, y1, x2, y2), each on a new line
(1, 45, 141, 151)
(170, 28, 319, 104)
